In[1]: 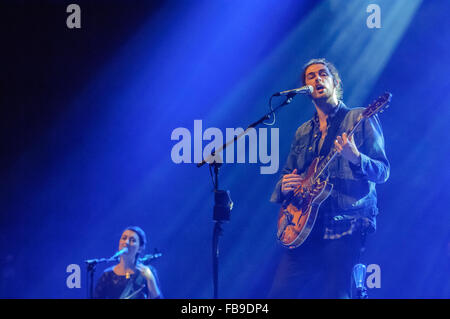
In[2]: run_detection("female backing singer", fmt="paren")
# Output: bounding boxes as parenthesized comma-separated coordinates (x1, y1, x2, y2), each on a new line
(94, 226, 163, 299)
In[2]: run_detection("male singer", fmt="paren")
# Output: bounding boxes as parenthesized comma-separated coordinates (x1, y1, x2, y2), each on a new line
(268, 58, 389, 298)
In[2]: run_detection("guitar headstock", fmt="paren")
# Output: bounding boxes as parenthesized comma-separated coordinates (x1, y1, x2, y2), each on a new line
(362, 92, 392, 118)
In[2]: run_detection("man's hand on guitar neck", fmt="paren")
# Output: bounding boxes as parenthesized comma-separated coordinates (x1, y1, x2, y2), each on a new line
(281, 168, 303, 196)
(334, 132, 361, 165)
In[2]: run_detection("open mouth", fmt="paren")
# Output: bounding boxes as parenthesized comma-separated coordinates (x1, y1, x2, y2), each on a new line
(316, 85, 325, 91)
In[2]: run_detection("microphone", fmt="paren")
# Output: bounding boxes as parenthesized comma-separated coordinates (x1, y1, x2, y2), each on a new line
(273, 85, 313, 96)
(109, 247, 128, 261)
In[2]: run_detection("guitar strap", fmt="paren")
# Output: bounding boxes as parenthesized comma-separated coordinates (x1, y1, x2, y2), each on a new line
(313, 105, 349, 218)
(318, 104, 349, 158)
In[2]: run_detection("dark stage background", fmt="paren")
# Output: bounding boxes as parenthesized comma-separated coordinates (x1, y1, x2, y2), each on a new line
(1, 0, 449, 298)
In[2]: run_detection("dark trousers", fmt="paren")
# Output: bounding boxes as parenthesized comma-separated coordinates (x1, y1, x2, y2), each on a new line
(268, 228, 363, 299)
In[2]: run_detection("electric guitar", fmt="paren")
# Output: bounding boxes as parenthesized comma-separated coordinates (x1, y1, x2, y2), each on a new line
(276, 92, 392, 249)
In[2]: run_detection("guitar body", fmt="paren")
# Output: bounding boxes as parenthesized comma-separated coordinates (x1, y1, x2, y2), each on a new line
(276, 157, 333, 249)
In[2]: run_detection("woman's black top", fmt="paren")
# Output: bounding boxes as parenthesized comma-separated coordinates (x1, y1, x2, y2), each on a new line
(94, 266, 149, 299)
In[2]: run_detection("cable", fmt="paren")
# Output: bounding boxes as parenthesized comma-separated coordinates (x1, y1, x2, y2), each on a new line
(263, 95, 276, 126)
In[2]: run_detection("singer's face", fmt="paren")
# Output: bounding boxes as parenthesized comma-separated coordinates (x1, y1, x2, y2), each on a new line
(304, 64, 336, 100)
(119, 230, 141, 255)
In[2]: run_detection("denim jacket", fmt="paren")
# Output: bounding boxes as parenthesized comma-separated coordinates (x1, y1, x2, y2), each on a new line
(270, 102, 389, 236)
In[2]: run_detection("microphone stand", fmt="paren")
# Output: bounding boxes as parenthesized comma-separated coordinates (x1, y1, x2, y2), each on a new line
(84, 254, 124, 299)
(211, 162, 224, 300)
(84, 258, 109, 299)
(197, 94, 295, 299)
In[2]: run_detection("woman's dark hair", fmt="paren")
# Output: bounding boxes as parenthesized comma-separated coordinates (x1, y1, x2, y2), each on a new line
(301, 58, 343, 101)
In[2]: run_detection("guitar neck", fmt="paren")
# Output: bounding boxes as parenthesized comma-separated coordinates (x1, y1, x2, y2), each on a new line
(313, 114, 364, 182)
